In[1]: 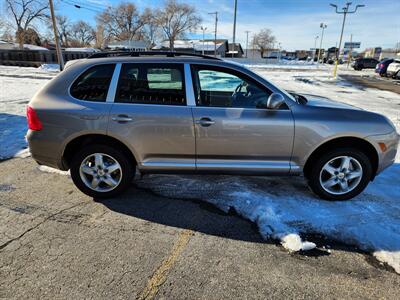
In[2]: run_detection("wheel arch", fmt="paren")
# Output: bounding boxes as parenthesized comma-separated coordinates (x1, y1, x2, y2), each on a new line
(62, 134, 137, 170)
(303, 137, 379, 180)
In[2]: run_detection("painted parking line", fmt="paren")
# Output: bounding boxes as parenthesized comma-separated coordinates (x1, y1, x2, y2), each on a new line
(138, 229, 194, 300)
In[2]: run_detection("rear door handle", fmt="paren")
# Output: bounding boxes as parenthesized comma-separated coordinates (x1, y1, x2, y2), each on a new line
(112, 115, 133, 123)
(195, 117, 215, 127)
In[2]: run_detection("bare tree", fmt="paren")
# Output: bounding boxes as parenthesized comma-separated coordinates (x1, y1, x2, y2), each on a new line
(71, 21, 94, 47)
(253, 28, 276, 58)
(56, 15, 71, 47)
(155, 0, 201, 51)
(0, 18, 14, 41)
(5, 0, 49, 49)
(46, 15, 71, 47)
(140, 8, 160, 48)
(96, 2, 145, 43)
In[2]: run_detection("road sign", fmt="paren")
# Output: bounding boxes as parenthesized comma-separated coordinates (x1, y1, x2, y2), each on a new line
(344, 42, 361, 49)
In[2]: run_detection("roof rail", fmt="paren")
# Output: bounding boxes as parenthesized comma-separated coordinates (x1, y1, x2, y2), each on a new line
(88, 51, 221, 60)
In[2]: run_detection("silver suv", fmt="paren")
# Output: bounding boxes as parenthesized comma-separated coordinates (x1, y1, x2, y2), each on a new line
(27, 52, 399, 200)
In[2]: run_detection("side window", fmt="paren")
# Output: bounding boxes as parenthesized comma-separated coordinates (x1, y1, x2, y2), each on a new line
(192, 66, 272, 108)
(70, 64, 115, 102)
(115, 64, 186, 105)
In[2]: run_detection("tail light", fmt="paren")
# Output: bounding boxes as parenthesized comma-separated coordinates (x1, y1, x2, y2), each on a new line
(379, 63, 384, 68)
(26, 106, 42, 131)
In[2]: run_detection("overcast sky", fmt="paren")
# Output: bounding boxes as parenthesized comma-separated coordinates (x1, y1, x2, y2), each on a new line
(56, 0, 400, 51)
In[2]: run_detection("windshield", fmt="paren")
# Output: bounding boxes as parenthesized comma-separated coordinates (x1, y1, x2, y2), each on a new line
(237, 64, 297, 103)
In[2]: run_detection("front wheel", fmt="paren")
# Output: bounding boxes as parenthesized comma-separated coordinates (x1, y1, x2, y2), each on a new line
(307, 148, 372, 201)
(70, 144, 135, 198)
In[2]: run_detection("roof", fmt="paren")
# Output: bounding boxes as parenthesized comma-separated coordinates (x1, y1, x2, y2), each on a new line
(65, 47, 100, 53)
(153, 39, 226, 51)
(108, 40, 148, 49)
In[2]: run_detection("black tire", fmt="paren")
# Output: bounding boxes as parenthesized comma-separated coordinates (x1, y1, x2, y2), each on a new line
(307, 148, 373, 201)
(70, 144, 135, 198)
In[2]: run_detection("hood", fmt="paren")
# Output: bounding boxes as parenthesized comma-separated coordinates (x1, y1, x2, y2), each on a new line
(300, 93, 361, 110)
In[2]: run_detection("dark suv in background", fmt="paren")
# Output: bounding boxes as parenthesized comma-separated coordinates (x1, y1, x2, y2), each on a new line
(352, 58, 379, 70)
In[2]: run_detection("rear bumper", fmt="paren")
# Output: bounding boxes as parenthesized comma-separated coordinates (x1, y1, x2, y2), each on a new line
(27, 129, 64, 169)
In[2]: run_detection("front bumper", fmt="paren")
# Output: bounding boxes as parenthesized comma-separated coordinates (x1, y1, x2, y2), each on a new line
(366, 130, 400, 175)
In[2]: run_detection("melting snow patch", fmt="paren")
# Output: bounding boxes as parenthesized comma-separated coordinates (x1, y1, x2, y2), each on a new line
(38, 165, 70, 176)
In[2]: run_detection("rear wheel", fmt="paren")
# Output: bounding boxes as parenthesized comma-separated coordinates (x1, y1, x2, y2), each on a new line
(70, 144, 134, 198)
(307, 148, 372, 200)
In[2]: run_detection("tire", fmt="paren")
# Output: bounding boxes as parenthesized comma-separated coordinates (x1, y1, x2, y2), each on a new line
(70, 144, 135, 198)
(307, 148, 372, 201)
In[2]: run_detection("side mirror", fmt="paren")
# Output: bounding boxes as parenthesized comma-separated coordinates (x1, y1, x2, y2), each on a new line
(266, 93, 285, 109)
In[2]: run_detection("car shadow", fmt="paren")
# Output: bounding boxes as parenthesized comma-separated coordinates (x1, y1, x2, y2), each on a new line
(0, 113, 27, 161)
(94, 183, 266, 244)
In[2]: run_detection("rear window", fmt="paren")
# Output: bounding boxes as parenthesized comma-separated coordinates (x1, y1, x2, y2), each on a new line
(115, 63, 186, 105)
(70, 64, 115, 102)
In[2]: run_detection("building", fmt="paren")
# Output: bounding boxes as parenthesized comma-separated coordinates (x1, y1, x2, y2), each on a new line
(227, 43, 244, 58)
(153, 39, 230, 57)
(363, 47, 382, 60)
(107, 40, 148, 51)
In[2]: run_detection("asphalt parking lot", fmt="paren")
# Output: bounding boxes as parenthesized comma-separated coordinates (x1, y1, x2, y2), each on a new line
(1, 157, 400, 299)
(340, 74, 400, 94)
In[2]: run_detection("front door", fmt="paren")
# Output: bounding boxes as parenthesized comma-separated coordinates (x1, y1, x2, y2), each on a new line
(190, 65, 294, 174)
(108, 63, 195, 172)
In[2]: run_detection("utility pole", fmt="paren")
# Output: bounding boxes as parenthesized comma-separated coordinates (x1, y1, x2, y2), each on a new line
(313, 35, 319, 63)
(208, 12, 218, 57)
(347, 33, 353, 68)
(245, 30, 250, 58)
(330, 2, 365, 78)
(232, 0, 238, 58)
(49, 0, 64, 71)
(201, 26, 207, 55)
(318, 23, 327, 64)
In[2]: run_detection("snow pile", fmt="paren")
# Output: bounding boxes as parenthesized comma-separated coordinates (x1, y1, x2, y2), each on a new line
(38, 165, 70, 176)
(39, 64, 60, 72)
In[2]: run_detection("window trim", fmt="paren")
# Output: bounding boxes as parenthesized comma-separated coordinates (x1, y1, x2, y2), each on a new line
(114, 62, 187, 106)
(107, 63, 121, 103)
(190, 64, 277, 109)
(68, 63, 117, 103)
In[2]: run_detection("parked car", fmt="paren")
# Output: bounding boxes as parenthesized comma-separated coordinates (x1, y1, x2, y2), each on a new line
(386, 59, 400, 78)
(26, 52, 399, 201)
(375, 58, 394, 76)
(352, 58, 379, 70)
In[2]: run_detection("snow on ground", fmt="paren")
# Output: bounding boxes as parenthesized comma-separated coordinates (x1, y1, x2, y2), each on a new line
(1, 63, 400, 273)
(0, 65, 57, 159)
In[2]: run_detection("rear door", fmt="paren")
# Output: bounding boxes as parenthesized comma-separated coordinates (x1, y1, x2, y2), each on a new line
(190, 64, 294, 174)
(108, 63, 195, 172)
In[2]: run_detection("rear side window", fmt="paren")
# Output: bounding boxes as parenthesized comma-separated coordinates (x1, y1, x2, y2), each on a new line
(70, 64, 115, 102)
(115, 63, 186, 105)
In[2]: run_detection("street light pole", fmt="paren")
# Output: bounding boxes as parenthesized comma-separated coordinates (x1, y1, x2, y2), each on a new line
(49, 0, 64, 71)
(232, 0, 238, 58)
(330, 2, 365, 78)
(245, 30, 250, 58)
(208, 12, 218, 57)
(317, 23, 327, 64)
(201, 26, 207, 55)
(313, 35, 319, 63)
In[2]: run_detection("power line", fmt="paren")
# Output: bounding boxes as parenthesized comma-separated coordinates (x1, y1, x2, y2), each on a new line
(60, 0, 103, 13)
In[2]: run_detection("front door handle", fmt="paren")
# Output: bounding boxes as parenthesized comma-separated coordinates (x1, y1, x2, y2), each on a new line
(195, 117, 215, 127)
(112, 115, 133, 123)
